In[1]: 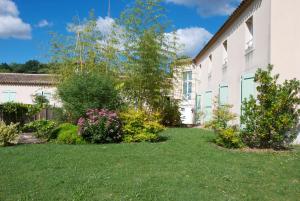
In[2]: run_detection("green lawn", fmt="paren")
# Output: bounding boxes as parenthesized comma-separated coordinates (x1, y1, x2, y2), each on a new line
(0, 128, 299, 201)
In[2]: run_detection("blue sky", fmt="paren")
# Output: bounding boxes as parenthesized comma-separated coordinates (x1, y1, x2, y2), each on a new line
(0, 0, 241, 63)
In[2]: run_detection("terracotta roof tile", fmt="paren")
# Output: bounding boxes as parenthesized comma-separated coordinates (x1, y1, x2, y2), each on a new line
(0, 73, 57, 85)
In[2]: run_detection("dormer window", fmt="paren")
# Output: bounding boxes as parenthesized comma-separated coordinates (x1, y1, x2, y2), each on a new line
(208, 55, 212, 78)
(245, 16, 254, 51)
(222, 40, 228, 68)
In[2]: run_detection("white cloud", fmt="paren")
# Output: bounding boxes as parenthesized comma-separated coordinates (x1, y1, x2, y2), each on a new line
(0, 0, 31, 39)
(167, 27, 212, 57)
(67, 16, 115, 34)
(165, 0, 241, 16)
(36, 19, 52, 28)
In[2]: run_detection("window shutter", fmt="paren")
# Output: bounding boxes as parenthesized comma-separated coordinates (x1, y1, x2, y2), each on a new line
(219, 85, 229, 106)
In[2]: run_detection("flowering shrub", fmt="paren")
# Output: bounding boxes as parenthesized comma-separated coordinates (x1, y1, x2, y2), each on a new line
(78, 109, 123, 143)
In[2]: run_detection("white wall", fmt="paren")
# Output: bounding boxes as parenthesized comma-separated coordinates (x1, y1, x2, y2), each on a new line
(270, 0, 300, 82)
(0, 84, 61, 107)
(194, 0, 271, 118)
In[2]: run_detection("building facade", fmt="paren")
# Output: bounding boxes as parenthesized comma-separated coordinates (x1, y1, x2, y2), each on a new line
(0, 73, 60, 106)
(174, 0, 300, 142)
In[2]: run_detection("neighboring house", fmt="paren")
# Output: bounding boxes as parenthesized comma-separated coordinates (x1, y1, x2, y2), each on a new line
(0, 73, 60, 107)
(173, 0, 300, 142)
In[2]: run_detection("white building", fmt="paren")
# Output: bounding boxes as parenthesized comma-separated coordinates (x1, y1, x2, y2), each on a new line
(0, 73, 60, 106)
(174, 0, 300, 142)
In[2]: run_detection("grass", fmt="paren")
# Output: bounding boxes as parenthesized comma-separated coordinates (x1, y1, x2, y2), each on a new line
(0, 128, 299, 201)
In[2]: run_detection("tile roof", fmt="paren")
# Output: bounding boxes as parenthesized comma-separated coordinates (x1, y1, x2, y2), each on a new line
(0, 73, 57, 86)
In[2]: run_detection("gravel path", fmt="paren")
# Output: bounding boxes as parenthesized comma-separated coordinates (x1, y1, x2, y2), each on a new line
(18, 133, 46, 144)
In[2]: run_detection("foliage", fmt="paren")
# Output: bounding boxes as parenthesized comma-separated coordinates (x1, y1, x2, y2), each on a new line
(215, 127, 243, 149)
(50, 11, 120, 78)
(57, 72, 122, 121)
(120, 108, 165, 142)
(23, 120, 57, 140)
(205, 100, 243, 149)
(0, 103, 38, 125)
(0, 121, 19, 146)
(78, 109, 123, 144)
(33, 94, 50, 109)
(0, 60, 50, 74)
(159, 97, 182, 127)
(241, 65, 300, 149)
(56, 123, 85, 144)
(119, 0, 178, 110)
(205, 101, 237, 133)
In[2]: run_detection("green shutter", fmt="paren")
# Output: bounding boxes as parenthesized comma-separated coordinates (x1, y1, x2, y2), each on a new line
(241, 74, 255, 102)
(219, 85, 228, 106)
(204, 91, 212, 122)
(195, 95, 202, 123)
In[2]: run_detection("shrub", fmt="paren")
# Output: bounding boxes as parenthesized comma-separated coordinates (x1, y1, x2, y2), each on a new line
(215, 127, 243, 149)
(56, 123, 85, 144)
(120, 109, 165, 142)
(23, 120, 57, 140)
(0, 121, 19, 146)
(0, 103, 39, 125)
(241, 65, 300, 149)
(159, 97, 182, 127)
(57, 72, 122, 122)
(205, 101, 243, 149)
(78, 109, 123, 143)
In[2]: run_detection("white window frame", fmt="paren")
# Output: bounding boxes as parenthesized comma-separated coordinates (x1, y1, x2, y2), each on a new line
(182, 71, 192, 100)
(245, 16, 254, 52)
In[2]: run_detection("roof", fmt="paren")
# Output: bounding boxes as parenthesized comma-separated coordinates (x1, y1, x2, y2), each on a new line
(0, 73, 58, 86)
(193, 0, 253, 63)
(175, 58, 193, 66)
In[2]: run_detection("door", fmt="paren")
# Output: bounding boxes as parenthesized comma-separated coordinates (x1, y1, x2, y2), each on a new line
(204, 91, 212, 122)
(195, 95, 201, 124)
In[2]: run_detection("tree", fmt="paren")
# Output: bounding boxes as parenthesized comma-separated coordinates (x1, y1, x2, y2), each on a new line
(119, 0, 178, 110)
(241, 65, 300, 149)
(50, 11, 120, 79)
(57, 72, 122, 122)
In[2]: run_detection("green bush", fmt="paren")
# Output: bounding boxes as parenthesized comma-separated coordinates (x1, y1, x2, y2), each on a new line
(241, 65, 300, 149)
(23, 120, 57, 140)
(215, 127, 243, 149)
(78, 109, 123, 144)
(0, 121, 19, 146)
(57, 72, 122, 122)
(0, 103, 39, 125)
(56, 123, 85, 144)
(205, 101, 243, 149)
(160, 98, 182, 127)
(120, 109, 165, 142)
(205, 102, 237, 133)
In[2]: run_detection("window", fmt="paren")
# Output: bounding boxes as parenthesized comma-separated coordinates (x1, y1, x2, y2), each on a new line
(208, 55, 212, 78)
(245, 16, 254, 51)
(182, 71, 192, 100)
(222, 40, 228, 68)
(36, 91, 52, 101)
(2, 90, 16, 102)
(219, 85, 229, 106)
